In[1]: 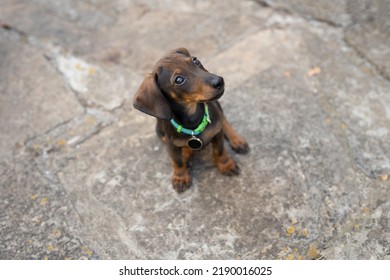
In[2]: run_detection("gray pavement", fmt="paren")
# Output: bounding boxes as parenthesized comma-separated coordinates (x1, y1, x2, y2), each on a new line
(1, 0, 389, 260)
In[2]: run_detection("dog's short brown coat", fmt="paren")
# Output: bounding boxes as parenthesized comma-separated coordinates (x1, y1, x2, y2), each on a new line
(133, 48, 249, 192)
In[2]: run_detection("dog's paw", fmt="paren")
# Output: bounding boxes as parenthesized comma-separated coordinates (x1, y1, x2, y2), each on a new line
(172, 174, 191, 193)
(216, 157, 240, 176)
(229, 137, 250, 154)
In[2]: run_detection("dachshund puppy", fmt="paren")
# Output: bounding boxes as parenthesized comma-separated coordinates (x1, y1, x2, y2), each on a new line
(133, 48, 249, 192)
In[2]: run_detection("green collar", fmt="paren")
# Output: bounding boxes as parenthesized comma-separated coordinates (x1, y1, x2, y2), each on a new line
(170, 104, 210, 136)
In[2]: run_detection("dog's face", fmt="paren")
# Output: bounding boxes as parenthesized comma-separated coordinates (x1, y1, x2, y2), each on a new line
(155, 48, 224, 104)
(133, 48, 224, 120)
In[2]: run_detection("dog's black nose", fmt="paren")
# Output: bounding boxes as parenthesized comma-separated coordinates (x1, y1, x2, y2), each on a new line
(210, 76, 224, 90)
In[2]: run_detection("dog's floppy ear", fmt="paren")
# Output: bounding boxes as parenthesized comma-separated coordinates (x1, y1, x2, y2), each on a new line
(133, 74, 172, 120)
(171, 47, 190, 57)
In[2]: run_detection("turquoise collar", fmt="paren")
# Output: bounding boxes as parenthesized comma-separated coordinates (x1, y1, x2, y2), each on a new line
(170, 104, 211, 136)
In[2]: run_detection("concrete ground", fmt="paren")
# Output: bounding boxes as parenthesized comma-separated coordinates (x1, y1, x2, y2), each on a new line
(0, 0, 389, 260)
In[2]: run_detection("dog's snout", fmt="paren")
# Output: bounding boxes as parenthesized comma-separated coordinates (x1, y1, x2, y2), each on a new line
(210, 76, 224, 90)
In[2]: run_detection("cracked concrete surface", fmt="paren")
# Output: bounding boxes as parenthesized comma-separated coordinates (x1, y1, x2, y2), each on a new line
(0, 0, 389, 260)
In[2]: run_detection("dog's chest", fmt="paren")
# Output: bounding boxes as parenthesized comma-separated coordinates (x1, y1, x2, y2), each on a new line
(170, 120, 222, 148)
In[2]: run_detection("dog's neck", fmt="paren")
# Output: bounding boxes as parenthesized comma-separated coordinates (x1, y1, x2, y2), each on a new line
(170, 101, 205, 130)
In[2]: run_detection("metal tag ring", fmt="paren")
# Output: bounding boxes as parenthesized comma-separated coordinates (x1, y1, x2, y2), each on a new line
(187, 136, 203, 150)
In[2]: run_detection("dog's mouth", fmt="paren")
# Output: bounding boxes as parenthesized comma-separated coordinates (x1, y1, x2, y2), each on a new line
(210, 90, 224, 101)
(201, 89, 224, 102)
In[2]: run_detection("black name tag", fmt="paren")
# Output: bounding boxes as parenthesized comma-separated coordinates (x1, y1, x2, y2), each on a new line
(187, 136, 203, 150)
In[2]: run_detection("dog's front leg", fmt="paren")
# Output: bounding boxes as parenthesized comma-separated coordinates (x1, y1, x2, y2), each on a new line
(212, 131, 239, 176)
(222, 117, 250, 154)
(166, 143, 192, 193)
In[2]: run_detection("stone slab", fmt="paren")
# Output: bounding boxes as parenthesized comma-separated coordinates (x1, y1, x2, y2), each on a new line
(27, 22, 389, 259)
(0, 0, 389, 260)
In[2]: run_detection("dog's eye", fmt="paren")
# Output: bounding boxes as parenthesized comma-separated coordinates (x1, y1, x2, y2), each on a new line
(174, 76, 185, 85)
(192, 57, 201, 66)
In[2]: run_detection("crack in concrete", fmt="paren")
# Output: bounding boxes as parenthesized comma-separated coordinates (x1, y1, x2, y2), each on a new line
(253, 0, 345, 29)
(23, 118, 75, 147)
(250, 0, 390, 84)
(0, 22, 27, 36)
(0, 22, 91, 112)
(1, 22, 124, 114)
(69, 122, 107, 147)
(42, 53, 103, 113)
(343, 32, 390, 82)
(24, 115, 114, 158)
(1, 22, 121, 159)
(252, 0, 293, 15)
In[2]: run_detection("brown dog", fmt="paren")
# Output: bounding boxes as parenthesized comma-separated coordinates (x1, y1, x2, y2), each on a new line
(133, 48, 249, 192)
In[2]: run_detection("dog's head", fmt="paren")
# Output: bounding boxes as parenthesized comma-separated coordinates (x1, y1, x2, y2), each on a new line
(133, 48, 224, 120)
